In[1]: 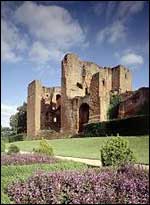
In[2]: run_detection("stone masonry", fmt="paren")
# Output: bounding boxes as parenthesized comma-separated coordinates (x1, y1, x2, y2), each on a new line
(27, 53, 132, 137)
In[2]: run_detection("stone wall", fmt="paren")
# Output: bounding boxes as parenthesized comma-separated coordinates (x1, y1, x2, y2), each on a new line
(118, 87, 149, 118)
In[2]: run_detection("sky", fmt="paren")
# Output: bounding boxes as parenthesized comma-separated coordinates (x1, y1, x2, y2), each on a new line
(1, 1, 149, 127)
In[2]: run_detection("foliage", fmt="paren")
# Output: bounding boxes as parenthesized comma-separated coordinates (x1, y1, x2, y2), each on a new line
(107, 94, 122, 119)
(1, 126, 15, 142)
(1, 140, 5, 152)
(84, 115, 149, 136)
(1, 153, 59, 166)
(7, 165, 149, 204)
(8, 133, 25, 142)
(7, 144, 20, 155)
(10, 102, 27, 134)
(33, 138, 54, 156)
(101, 137, 135, 166)
(2, 161, 88, 204)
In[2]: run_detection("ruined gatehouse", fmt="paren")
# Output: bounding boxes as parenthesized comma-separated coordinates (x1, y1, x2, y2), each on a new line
(27, 53, 133, 137)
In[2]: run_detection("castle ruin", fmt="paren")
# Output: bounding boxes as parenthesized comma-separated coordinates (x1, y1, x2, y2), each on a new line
(27, 53, 132, 137)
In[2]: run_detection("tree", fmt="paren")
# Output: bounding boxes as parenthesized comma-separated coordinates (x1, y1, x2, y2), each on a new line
(10, 102, 27, 133)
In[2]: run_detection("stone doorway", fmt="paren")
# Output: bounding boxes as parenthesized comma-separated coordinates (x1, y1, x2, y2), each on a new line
(79, 103, 89, 132)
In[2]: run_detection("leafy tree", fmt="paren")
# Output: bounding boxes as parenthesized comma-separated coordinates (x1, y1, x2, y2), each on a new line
(10, 102, 27, 133)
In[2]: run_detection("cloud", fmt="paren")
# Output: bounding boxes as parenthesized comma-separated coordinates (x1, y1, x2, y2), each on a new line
(97, 20, 126, 44)
(116, 50, 144, 66)
(29, 41, 50, 63)
(120, 53, 143, 65)
(1, 1, 86, 66)
(1, 104, 18, 127)
(116, 1, 145, 22)
(14, 2, 85, 49)
(96, 1, 145, 45)
(1, 19, 27, 63)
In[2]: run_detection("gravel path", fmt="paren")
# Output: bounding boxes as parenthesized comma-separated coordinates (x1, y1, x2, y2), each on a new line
(55, 156, 102, 167)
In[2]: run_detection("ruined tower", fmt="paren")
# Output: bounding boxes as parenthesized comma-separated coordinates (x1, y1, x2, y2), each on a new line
(27, 53, 132, 137)
(27, 80, 42, 137)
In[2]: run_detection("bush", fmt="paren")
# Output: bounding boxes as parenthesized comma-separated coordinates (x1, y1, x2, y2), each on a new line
(101, 137, 135, 166)
(8, 133, 25, 142)
(7, 144, 20, 155)
(33, 138, 54, 156)
(84, 115, 149, 136)
(7, 165, 149, 204)
(1, 140, 5, 152)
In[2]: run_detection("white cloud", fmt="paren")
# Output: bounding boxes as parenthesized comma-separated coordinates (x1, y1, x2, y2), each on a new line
(97, 21, 126, 44)
(96, 1, 145, 45)
(1, 19, 27, 63)
(29, 41, 50, 63)
(14, 2, 85, 49)
(116, 1, 145, 22)
(1, 2, 86, 65)
(1, 104, 18, 127)
(120, 52, 144, 65)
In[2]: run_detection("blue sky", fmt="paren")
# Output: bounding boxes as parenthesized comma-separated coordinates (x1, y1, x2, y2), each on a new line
(1, 1, 149, 127)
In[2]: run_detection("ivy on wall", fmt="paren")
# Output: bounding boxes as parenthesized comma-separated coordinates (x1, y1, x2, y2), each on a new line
(107, 95, 122, 120)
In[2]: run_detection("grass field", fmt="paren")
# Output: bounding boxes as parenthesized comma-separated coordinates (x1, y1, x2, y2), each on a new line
(6, 136, 149, 164)
(1, 161, 88, 204)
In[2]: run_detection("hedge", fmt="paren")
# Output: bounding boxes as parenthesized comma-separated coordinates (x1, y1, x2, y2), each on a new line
(84, 115, 149, 136)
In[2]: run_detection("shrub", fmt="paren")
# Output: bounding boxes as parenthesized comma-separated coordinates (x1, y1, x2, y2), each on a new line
(7, 144, 20, 155)
(84, 115, 149, 136)
(33, 138, 54, 156)
(101, 137, 135, 166)
(8, 133, 25, 142)
(1, 140, 5, 152)
(7, 165, 149, 204)
(1, 153, 59, 165)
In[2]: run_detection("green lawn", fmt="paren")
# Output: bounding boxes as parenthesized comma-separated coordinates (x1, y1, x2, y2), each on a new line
(1, 161, 88, 204)
(6, 136, 149, 164)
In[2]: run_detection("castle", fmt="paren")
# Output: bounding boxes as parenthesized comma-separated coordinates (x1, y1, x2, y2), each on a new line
(27, 53, 134, 137)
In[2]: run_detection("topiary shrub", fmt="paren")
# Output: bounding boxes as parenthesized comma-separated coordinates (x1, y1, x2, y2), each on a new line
(33, 138, 54, 156)
(101, 137, 135, 166)
(7, 144, 20, 155)
(1, 140, 5, 152)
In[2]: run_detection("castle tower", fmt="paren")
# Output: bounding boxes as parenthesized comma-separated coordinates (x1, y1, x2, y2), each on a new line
(112, 65, 132, 93)
(27, 80, 42, 137)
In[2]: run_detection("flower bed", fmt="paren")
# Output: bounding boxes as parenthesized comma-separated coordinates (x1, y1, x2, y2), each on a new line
(1, 153, 59, 166)
(7, 164, 149, 204)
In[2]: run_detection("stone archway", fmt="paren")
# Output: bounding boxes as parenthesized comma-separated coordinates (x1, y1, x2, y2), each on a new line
(79, 103, 89, 132)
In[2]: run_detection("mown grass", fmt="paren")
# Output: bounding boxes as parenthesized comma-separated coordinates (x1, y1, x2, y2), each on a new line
(6, 136, 149, 164)
(1, 161, 88, 204)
